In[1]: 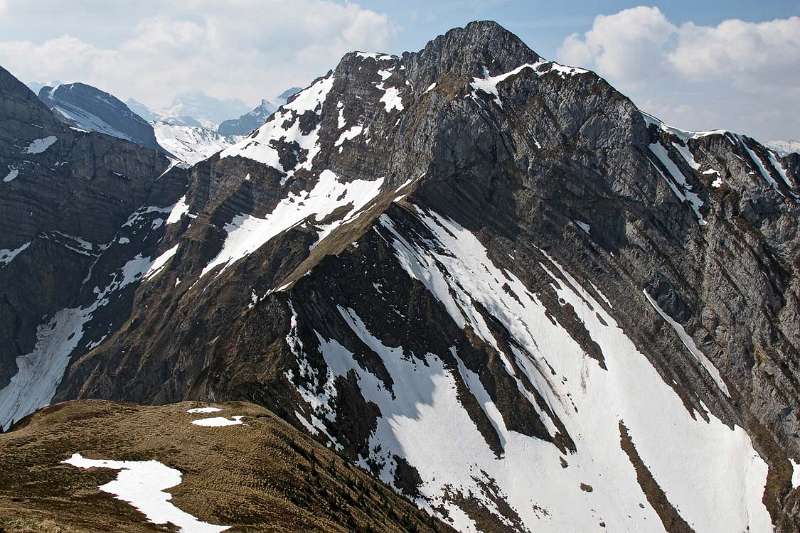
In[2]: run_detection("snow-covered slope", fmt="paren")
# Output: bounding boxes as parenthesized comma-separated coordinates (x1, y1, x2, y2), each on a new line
(287, 203, 771, 532)
(153, 118, 240, 166)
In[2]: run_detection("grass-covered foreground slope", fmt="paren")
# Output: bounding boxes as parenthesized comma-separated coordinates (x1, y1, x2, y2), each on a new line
(0, 400, 452, 532)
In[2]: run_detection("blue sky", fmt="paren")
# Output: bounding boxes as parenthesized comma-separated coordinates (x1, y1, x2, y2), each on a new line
(370, 0, 798, 58)
(0, 1, 797, 139)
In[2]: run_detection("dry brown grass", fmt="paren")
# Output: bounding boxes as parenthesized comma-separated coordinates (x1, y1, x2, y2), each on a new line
(0, 400, 452, 532)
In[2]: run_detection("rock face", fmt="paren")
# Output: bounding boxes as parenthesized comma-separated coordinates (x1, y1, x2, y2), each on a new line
(38, 83, 161, 150)
(1, 400, 452, 532)
(217, 99, 276, 136)
(2, 21, 800, 532)
(0, 65, 187, 428)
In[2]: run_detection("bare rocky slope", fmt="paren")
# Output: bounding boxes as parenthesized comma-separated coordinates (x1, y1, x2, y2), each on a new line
(2, 21, 800, 532)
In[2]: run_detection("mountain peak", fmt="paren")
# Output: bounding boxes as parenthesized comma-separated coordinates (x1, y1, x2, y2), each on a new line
(408, 20, 539, 79)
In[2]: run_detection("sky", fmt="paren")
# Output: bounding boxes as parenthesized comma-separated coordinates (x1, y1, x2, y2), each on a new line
(0, 0, 797, 140)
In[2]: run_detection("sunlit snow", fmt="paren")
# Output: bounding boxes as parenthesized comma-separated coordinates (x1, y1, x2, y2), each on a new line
(145, 244, 179, 280)
(191, 416, 243, 427)
(334, 124, 363, 147)
(200, 170, 384, 278)
(62, 453, 227, 532)
(220, 75, 334, 178)
(166, 196, 192, 225)
(470, 60, 587, 107)
(154, 121, 236, 166)
(293, 204, 772, 532)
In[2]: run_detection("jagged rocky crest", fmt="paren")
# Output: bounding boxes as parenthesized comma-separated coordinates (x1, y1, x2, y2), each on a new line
(2, 21, 800, 532)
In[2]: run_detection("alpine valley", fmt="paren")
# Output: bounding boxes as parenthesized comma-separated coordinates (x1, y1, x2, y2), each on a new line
(1, 21, 799, 533)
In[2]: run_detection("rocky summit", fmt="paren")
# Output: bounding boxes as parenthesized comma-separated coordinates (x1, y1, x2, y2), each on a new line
(2, 20, 800, 533)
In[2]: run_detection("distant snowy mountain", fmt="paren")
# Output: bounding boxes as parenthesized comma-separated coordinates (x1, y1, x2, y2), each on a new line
(38, 83, 160, 150)
(153, 118, 240, 165)
(125, 98, 158, 122)
(217, 99, 276, 136)
(768, 139, 800, 156)
(274, 86, 302, 107)
(158, 91, 249, 128)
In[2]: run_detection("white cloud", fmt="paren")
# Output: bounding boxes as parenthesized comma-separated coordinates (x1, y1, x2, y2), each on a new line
(668, 17, 800, 88)
(559, 6, 675, 83)
(0, 0, 394, 110)
(557, 7, 800, 140)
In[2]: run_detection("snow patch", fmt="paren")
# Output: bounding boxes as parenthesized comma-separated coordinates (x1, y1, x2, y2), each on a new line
(145, 244, 179, 280)
(201, 170, 383, 278)
(336, 205, 772, 532)
(379, 87, 404, 112)
(575, 221, 590, 234)
(335, 124, 363, 147)
(192, 416, 244, 427)
(3, 167, 19, 182)
(0, 228, 163, 428)
(62, 453, 227, 532)
(469, 60, 587, 107)
(739, 136, 784, 196)
(166, 195, 191, 225)
(641, 112, 729, 142)
(23, 136, 57, 154)
(792, 459, 800, 489)
(767, 150, 794, 190)
(673, 142, 700, 170)
(356, 51, 395, 60)
(0, 241, 30, 266)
